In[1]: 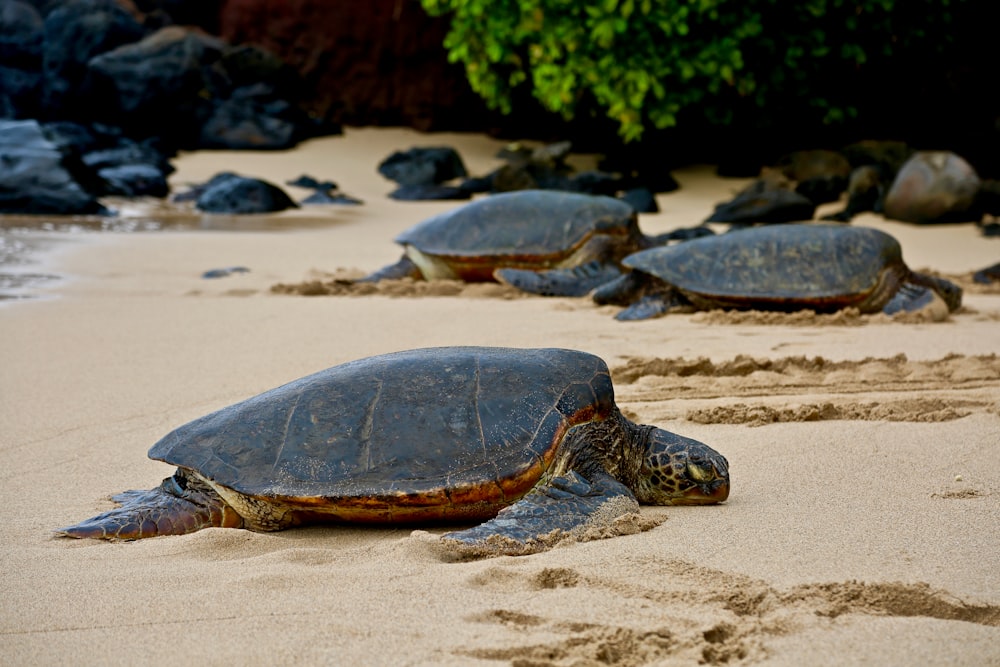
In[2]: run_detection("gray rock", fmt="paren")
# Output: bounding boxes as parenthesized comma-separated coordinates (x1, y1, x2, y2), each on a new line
(194, 172, 297, 214)
(883, 151, 981, 224)
(0, 119, 104, 214)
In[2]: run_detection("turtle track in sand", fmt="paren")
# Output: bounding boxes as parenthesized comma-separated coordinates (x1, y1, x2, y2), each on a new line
(611, 353, 1000, 426)
(270, 268, 998, 325)
(271, 268, 526, 299)
(457, 559, 999, 666)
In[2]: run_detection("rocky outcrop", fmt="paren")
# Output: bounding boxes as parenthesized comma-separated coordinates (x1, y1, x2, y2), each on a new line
(2, 1, 334, 152)
(0, 119, 105, 215)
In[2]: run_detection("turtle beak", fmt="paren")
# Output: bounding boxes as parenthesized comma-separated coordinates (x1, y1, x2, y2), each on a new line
(679, 456, 729, 504)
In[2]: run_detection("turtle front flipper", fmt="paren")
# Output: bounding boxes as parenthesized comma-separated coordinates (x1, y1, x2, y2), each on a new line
(882, 283, 939, 315)
(439, 471, 649, 557)
(494, 261, 622, 297)
(56, 471, 243, 540)
(906, 271, 963, 312)
(590, 272, 689, 320)
(881, 273, 961, 319)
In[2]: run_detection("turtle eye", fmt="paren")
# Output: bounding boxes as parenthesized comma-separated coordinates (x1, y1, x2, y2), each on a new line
(687, 461, 714, 483)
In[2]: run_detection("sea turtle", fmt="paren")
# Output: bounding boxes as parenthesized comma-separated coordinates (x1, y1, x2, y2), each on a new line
(597, 224, 964, 320)
(57, 347, 729, 556)
(360, 190, 678, 295)
(499, 224, 962, 321)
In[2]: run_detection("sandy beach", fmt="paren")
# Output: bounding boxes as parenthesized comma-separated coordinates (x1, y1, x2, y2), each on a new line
(2, 128, 998, 666)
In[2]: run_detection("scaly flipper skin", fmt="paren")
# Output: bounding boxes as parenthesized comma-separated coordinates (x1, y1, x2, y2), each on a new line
(440, 471, 640, 557)
(590, 271, 689, 321)
(356, 255, 423, 282)
(494, 261, 622, 297)
(615, 294, 679, 321)
(882, 283, 938, 315)
(908, 272, 962, 312)
(56, 472, 243, 539)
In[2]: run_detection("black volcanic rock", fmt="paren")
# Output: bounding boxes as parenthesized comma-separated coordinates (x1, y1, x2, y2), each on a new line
(194, 172, 298, 213)
(41, 0, 146, 118)
(378, 147, 467, 186)
(0, 118, 104, 214)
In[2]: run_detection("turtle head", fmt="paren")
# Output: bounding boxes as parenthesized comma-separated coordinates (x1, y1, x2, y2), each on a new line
(635, 428, 729, 505)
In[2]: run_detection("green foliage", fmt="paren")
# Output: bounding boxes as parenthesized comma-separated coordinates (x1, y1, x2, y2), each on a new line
(421, 0, 966, 141)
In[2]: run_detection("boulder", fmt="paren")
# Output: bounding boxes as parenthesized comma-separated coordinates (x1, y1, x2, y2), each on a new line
(707, 172, 816, 224)
(0, 65, 42, 119)
(0, 118, 104, 214)
(841, 140, 914, 175)
(0, 1, 43, 67)
(199, 85, 300, 150)
(86, 26, 226, 144)
(567, 170, 623, 197)
(41, 0, 146, 117)
(775, 149, 852, 205)
(97, 163, 169, 197)
(619, 187, 659, 214)
(0, 1, 44, 118)
(194, 172, 298, 213)
(821, 164, 887, 222)
(387, 184, 471, 201)
(81, 139, 173, 175)
(883, 151, 981, 223)
(378, 147, 467, 186)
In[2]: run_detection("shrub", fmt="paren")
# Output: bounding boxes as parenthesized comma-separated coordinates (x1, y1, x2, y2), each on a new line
(421, 0, 970, 142)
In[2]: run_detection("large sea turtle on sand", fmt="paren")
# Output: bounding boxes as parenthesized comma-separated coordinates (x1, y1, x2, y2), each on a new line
(499, 224, 962, 321)
(57, 347, 730, 556)
(360, 190, 686, 295)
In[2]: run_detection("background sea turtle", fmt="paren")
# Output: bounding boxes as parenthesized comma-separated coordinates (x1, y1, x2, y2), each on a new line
(360, 190, 684, 295)
(591, 224, 963, 320)
(57, 347, 729, 556)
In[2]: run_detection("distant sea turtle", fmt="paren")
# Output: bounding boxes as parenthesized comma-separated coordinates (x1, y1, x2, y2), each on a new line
(500, 225, 962, 321)
(360, 190, 689, 295)
(596, 224, 963, 320)
(57, 347, 729, 556)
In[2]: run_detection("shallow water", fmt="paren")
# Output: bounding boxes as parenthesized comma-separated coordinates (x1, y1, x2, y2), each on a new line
(0, 231, 62, 300)
(0, 198, 345, 301)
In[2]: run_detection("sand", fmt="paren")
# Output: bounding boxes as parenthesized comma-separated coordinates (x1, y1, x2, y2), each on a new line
(1, 128, 998, 666)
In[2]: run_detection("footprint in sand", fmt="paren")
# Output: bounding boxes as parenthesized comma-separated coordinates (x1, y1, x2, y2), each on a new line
(456, 559, 999, 666)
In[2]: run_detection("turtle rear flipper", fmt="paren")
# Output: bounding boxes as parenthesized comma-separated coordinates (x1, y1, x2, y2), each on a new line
(56, 472, 243, 540)
(495, 261, 622, 297)
(357, 255, 422, 282)
(440, 471, 646, 557)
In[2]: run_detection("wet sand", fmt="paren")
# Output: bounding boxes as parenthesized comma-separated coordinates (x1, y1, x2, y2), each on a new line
(1, 128, 998, 665)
